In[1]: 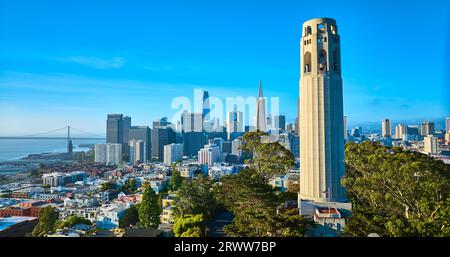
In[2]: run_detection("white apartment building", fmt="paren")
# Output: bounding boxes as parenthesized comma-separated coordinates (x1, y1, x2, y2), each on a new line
(198, 144, 220, 165)
(95, 143, 122, 164)
(164, 143, 183, 165)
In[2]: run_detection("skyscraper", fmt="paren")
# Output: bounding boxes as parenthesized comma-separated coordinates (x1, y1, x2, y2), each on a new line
(395, 123, 407, 139)
(255, 81, 266, 132)
(424, 136, 438, 155)
(286, 123, 294, 133)
(299, 18, 346, 203)
(420, 121, 435, 136)
(123, 116, 131, 148)
(382, 119, 391, 138)
(273, 115, 286, 131)
(151, 122, 177, 161)
(202, 90, 210, 122)
(129, 126, 151, 162)
(445, 118, 450, 132)
(226, 104, 244, 140)
(129, 139, 145, 165)
(181, 111, 206, 156)
(106, 114, 131, 160)
(107, 114, 124, 144)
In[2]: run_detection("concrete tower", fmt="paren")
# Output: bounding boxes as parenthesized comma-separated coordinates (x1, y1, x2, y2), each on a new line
(256, 81, 267, 132)
(299, 18, 346, 203)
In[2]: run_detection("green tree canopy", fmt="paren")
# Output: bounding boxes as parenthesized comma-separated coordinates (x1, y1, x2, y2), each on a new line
(168, 166, 182, 192)
(120, 178, 138, 194)
(32, 206, 59, 237)
(100, 181, 116, 192)
(173, 214, 205, 237)
(173, 175, 215, 219)
(241, 131, 295, 183)
(119, 204, 139, 228)
(343, 141, 450, 237)
(56, 215, 92, 229)
(138, 186, 161, 229)
(216, 168, 313, 237)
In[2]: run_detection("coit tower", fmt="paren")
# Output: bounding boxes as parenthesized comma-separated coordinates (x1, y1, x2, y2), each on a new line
(299, 18, 346, 202)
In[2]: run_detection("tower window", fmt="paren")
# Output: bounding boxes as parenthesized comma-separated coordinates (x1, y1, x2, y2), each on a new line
(304, 52, 311, 73)
(306, 26, 312, 36)
(318, 23, 325, 33)
(319, 49, 327, 72)
(330, 24, 337, 35)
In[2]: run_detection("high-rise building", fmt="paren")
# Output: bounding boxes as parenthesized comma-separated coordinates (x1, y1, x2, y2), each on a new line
(255, 81, 267, 132)
(95, 143, 122, 164)
(107, 114, 124, 144)
(231, 138, 242, 157)
(153, 117, 168, 128)
(445, 131, 450, 146)
(221, 141, 232, 154)
(381, 119, 391, 138)
(181, 111, 203, 132)
(151, 125, 177, 161)
(289, 134, 300, 158)
(286, 123, 294, 133)
(198, 144, 220, 165)
(106, 114, 131, 159)
(423, 136, 438, 155)
(129, 126, 151, 162)
(226, 105, 244, 140)
(420, 121, 435, 136)
(164, 143, 183, 165)
(181, 111, 206, 156)
(395, 124, 407, 139)
(273, 115, 286, 131)
(123, 116, 131, 154)
(446, 118, 450, 132)
(299, 18, 346, 203)
(129, 140, 145, 165)
(294, 117, 299, 135)
(266, 116, 272, 130)
(202, 90, 210, 122)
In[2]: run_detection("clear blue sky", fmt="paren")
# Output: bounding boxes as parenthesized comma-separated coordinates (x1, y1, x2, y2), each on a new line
(0, 0, 449, 136)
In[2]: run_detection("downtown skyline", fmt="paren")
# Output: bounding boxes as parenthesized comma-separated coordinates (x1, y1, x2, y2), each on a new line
(0, 0, 449, 136)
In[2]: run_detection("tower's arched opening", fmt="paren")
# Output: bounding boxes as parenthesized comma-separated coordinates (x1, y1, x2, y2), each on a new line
(330, 24, 337, 35)
(318, 23, 325, 33)
(306, 26, 312, 36)
(304, 52, 312, 73)
(319, 49, 327, 72)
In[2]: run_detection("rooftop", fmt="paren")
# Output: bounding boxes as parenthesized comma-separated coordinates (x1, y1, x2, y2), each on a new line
(0, 216, 37, 231)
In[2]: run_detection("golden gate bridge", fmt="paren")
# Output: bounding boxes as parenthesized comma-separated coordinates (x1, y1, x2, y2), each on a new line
(8, 126, 105, 154)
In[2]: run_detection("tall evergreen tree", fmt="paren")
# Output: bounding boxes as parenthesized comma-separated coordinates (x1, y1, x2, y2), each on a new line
(138, 186, 161, 228)
(168, 166, 182, 192)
